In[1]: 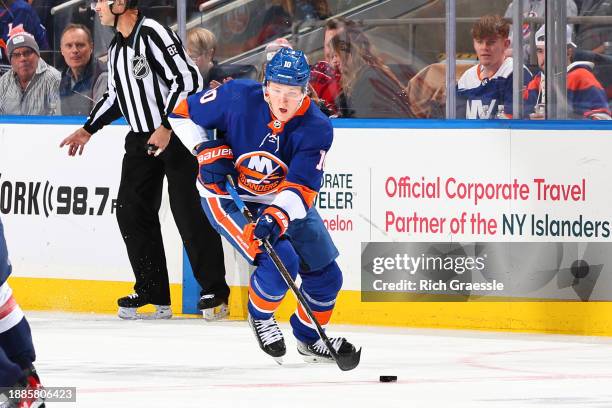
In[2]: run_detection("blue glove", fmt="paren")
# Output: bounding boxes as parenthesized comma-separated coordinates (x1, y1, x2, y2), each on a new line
(196, 139, 237, 195)
(253, 205, 290, 244)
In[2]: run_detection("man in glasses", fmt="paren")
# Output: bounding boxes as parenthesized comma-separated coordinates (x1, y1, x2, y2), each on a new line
(0, 30, 60, 115)
(169, 48, 359, 365)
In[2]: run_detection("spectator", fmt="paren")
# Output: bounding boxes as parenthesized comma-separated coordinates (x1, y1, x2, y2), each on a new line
(187, 26, 257, 88)
(575, 0, 612, 54)
(330, 26, 413, 118)
(457, 15, 532, 119)
(0, 30, 60, 115)
(504, 0, 577, 60)
(59, 23, 107, 115)
(323, 17, 355, 69)
(309, 17, 355, 116)
(186, 27, 217, 86)
(405, 62, 473, 119)
(0, 0, 49, 62)
(524, 25, 611, 120)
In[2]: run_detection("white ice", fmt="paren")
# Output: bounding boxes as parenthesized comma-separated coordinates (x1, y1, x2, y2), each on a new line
(27, 312, 612, 408)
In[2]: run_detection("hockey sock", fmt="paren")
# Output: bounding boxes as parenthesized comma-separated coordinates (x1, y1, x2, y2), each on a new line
(248, 239, 298, 320)
(291, 261, 343, 344)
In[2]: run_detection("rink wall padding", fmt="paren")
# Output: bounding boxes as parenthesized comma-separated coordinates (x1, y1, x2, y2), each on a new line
(3, 117, 612, 336)
(8, 277, 182, 315)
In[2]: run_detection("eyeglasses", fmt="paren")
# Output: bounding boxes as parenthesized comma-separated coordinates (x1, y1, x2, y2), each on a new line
(11, 49, 35, 59)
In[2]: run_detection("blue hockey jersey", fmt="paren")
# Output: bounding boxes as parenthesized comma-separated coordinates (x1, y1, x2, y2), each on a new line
(457, 58, 532, 119)
(170, 79, 333, 221)
(0, 217, 12, 286)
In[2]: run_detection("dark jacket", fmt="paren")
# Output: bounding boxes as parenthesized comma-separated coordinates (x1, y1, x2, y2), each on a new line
(60, 57, 107, 115)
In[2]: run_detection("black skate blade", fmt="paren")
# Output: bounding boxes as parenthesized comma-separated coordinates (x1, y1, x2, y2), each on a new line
(336, 347, 362, 371)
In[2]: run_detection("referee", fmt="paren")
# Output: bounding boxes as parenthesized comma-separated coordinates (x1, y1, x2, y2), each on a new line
(60, 0, 230, 320)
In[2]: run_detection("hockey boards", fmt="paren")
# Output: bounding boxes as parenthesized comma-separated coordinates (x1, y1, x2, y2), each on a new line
(225, 176, 361, 371)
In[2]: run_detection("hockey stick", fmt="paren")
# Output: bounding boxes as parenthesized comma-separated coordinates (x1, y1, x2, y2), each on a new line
(225, 176, 361, 371)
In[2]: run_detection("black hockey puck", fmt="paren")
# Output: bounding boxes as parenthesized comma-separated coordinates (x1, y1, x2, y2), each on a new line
(379, 375, 397, 382)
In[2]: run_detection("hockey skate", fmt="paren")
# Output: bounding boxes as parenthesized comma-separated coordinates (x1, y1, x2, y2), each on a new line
(297, 337, 357, 364)
(197, 294, 229, 321)
(0, 366, 46, 408)
(247, 314, 286, 364)
(117, 293, 172, 320)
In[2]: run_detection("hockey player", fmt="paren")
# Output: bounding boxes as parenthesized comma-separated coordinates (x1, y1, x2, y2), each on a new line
(0, 217, 45, 408)
(169, 48, 358, 364)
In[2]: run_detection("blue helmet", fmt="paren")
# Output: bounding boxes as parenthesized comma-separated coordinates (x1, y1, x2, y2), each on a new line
(264, 48, 310, 88)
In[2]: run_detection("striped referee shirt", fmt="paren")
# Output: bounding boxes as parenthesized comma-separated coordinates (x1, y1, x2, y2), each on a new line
(83, 13, 202, 134)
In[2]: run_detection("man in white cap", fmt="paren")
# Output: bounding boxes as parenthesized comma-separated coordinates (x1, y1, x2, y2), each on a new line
(524, 25, 611, 120)
(0, 30, 60, 115)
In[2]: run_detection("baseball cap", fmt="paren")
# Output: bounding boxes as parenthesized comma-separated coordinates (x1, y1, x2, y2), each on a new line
(535, 25, 576, 48)
(7, 32, 40, 58)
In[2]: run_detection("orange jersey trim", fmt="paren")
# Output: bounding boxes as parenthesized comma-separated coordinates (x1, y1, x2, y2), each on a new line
(206, 197, 260, 260)
(172, 98, 190, 118)
(278, 181, 318, 208)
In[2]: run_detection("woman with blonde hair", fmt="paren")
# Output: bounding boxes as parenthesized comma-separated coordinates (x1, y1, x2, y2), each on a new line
(187, 27, 218, 85)
(330, 26, 413, 118)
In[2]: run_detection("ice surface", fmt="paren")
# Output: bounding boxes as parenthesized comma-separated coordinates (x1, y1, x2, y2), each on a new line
(26, 312, 612, 407)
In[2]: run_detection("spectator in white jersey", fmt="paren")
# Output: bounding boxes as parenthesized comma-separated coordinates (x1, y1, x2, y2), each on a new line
(457, 15, 532, 119)
(0, 30, 60, 115)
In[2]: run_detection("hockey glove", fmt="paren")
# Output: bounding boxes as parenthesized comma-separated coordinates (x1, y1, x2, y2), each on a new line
(253, 205, 289, 245)
(196, 139, 237, 195)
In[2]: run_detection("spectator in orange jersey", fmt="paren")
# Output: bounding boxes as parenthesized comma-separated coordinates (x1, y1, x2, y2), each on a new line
(524, 25, 611, 120)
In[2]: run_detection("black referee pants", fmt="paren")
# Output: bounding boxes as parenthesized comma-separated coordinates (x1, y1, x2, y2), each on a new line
(116, 131, 229, 305)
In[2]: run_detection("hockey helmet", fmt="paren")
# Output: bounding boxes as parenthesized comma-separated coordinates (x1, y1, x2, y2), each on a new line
(264, 48, 310, 89)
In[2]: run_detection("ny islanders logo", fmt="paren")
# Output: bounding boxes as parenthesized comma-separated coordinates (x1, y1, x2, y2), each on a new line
(235, 151, 288, 195)
(131, 54, 150, 79)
